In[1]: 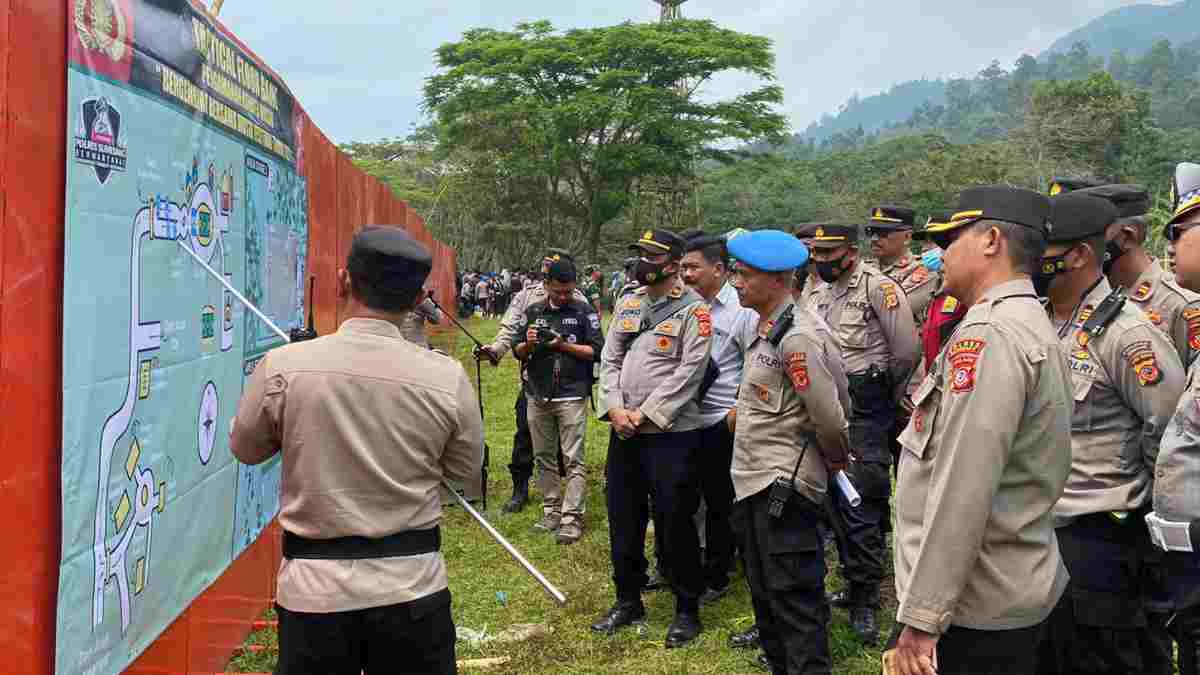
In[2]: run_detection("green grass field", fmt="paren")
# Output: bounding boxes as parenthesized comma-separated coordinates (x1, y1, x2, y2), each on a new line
(226, 316, 895, 674)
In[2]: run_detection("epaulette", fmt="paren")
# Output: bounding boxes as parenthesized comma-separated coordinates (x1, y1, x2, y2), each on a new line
(1081, 286, 1127, 338)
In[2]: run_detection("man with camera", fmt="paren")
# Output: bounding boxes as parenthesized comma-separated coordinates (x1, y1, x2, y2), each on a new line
(512, 257, 603, 545)
(727, 229, 851, 675)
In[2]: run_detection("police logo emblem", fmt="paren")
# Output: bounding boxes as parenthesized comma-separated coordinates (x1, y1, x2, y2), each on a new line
(75, 96, 128, 184)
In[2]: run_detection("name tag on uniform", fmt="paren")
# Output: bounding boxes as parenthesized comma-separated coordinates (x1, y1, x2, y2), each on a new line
(754, 353, 780, 369)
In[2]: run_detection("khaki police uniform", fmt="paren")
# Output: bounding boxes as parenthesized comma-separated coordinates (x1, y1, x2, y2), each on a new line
(895, 279, 1072, 668)
(599, 275, 713, 613)
(881, 255, 940, 326)
(232, 317, 483, 674)
(732, 302, 850, 674)
(1127, 260, 1200, 367)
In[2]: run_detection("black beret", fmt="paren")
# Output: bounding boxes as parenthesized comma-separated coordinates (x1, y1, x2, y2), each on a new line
(348, 226, 432, 292)
(925, 186, 1051, 249)
(1048, 192, 1119, 243)
(545, 257, 577, 283)
(807, 224, 859, 249)
(1049, 177, 1106, 196)
(631, 228, 686, 258)
(1075, 184, 1150, 219)
(868, 205, 916, 230)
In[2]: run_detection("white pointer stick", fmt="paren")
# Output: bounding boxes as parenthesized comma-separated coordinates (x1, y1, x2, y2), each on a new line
(179, 241, 569, 606)
(837, 471, 862, 508)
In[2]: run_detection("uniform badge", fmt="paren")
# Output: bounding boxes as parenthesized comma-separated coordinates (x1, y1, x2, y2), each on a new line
(882, 282, 899, 311)
(948, 339, 985, 393)
(659, 322, 675, 333)
(589, 314, 601, 330)
(1132, 281, 1153, 301)
(693, 305, 713, 337)
(941, 296, 959, 314)
(656, 336, 673, 352)
(906, 266, 929, 289)
(1073, 331, 1091, 360)
(1077, 305, 1094, 326)
(787, 352, 809, 391)
(1185, 308, 1200, 350)
(754, 383, 770, 402)
(626, 299, 642, 309)
(1122, 340, 1162, 387)
(620, 318, 636, 331)
(669, 286, 684, 299)
(1145, 309, 1163, 326)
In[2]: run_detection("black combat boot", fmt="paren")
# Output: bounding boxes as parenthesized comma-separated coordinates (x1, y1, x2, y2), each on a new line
(502, 479, 529, 513)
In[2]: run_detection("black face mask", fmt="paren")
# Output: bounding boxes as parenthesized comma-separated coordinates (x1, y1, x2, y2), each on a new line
(635, 259, 673, 285)
(795, 265, 808, 292)
(1102, 239, 1126, 274)
(1033, 252, 1070, 297)
(815, 258, 844, 283)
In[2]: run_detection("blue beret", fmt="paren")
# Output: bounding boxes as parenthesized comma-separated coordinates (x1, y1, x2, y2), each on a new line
(727, 229, 809, 272)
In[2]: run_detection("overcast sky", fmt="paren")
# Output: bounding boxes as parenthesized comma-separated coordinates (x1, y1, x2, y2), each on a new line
(217, 0, 1168, 144)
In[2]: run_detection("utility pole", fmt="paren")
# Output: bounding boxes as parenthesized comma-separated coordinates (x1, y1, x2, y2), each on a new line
(653, 0, 688, 22)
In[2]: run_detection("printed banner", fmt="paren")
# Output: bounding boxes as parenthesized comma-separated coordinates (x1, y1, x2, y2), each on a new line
(57, 2, 308, 673)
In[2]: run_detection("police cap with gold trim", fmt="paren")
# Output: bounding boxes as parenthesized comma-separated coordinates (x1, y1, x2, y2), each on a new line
(631, 228, 686, 258)
(1075, 184, 1150, 219)
(793, 223, 821, 241)
(914, 210, 953, 241)
(924, 186, 1051, 249)
(1168, 162, 1200, 227)
(1048, 192, 1118, 243)
(543, 247, 575, 263)
(348, 225, 433, 295)
(728, 229, 810, 272)
(868, 205, 916, 231)
(1048, 176, 1105, 196)
(807, 224, 859, 249)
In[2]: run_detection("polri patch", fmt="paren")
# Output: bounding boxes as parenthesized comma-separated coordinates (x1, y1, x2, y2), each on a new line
(787, 352, 809, 391)
(882, 282, 899, 310)
(1185, 307, 1200, 351)
(693, 305, 712, 337)
(947, 338, 985, 393)
(1122, 340, 1162, 386)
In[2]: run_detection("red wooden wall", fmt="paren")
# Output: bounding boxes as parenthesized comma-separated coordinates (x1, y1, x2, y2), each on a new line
(0, 1, 457, 672)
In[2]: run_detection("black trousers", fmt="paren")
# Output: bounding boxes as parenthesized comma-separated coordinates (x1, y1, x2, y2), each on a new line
(734, 488, 830, 675)
(830, 460, 889, 607)
(606, 428, 703, 611)
(1037, 514, 1169, 675)
(1150, 551, 1200, 675)
(697, 419, 736, 591)
(274, 589, 456, 675)
(886, 620, 1046, 675)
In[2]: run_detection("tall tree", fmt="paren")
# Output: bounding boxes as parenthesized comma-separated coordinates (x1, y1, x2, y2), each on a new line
(423, 19, 788, 257)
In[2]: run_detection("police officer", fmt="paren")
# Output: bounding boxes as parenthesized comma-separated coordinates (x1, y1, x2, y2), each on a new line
(808, 224, 919, 643)
(792, 224, 826, 311)
(679, 233, 759, 602)
(725, 230, 850, 675)
(1170, 163, 1200, 293)
(230, 226, 484, 675)
(513, 257, 603, 545)
(477, 249, 589, 513)
(1140, 164, 1200, 675)
(592, 229, 713, 648)
(886, 186, 1071, 675)
(1033, 191, 1185, 675)
(868, 206, 939, 325)
(1059, 182, 1200, 368)
(909, 214, 965, 380)
(580, 267, 604, 314)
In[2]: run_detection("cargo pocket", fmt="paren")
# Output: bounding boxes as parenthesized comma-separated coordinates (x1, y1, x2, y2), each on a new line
(897, 373, 940, 462)
(742, 367, 784, 414)
(838, 308, 870, 349)
(765, 501, 823, 592)
(653, 319, 682, 356)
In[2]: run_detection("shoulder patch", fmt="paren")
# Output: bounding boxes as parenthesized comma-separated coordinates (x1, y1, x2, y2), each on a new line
(881, 282, 899, 310)
(905, 265, 930, 288)
(1122, 339, 1162, 386)
(948, 339, 985, 393)
(1185, 307, 1200, 351)
(1132, 281, 1153, 302)
(693, 305, 712, 337)
(787, 352, 809, 391)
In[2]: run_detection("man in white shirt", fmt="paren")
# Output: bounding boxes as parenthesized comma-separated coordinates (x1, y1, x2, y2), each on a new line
(680, 233, 758, 601)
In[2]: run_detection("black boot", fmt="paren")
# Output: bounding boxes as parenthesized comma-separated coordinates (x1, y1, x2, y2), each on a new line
(665, 611, 702, 648)
(728, 624, 760, 649)
(502, 479, 529, 514)
(590, 600, 646, 635)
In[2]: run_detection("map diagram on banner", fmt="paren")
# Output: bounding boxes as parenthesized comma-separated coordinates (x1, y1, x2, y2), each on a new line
(59, 62, 306, 675)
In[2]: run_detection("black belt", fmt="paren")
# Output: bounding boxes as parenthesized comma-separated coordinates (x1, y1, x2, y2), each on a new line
(283, 527, 441, 560)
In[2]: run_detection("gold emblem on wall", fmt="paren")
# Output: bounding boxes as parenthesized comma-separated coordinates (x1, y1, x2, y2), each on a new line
(75, 0, 129, 62)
